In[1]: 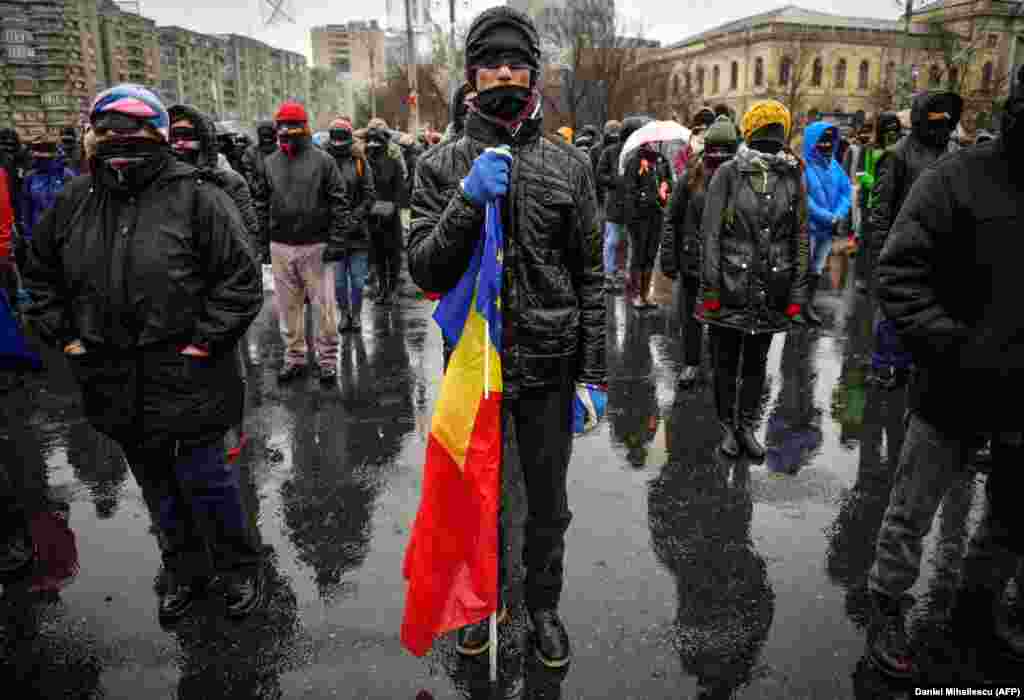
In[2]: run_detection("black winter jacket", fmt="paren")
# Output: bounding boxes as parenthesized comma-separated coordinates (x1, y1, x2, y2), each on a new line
(367, 147, 405, 250)
(597, 143, 624, 222)
(408, 109, 606, 396)
(623, 149, 672, 225)
(868, 91, 962, 256)
(23, 157, 262, 450)
(878, 138, 1024, 434)
(252, 138, 350, 249)
(661, 170, 704, 279)
(168, 105, 261, 258)
(324, 146, 376, 258)
(700, 146, 810, 334)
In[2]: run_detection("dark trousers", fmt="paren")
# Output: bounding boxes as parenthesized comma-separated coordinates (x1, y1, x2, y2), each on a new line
(500, 383, 575, 612)
(627, 210, 662, 272)
(709, 327, 773, 425)
(124, 438, 262, 581)
(677, 275, 702, 367)
(0, 374, 48, 542)
(373, 243, 402, 295)
(871, 312, 913, 372)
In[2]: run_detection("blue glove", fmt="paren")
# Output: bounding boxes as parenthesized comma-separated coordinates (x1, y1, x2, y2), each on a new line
(572, 383, 608, 435)
(461, 145, 512, 207)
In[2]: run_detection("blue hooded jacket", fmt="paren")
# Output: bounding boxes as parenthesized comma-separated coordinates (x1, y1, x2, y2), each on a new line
(802, 121, 852, 241)
(19, 156, 76, 243)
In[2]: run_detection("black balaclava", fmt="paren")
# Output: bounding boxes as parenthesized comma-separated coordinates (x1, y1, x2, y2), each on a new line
(917, 92, 961, 150)
(465, 7, 541, 132)
(328, 126, 353, 158)
(748, 123, 786, 155)
(1001, 65, 1024, 156)
(366, 127, 388, 159)
(257, 122, 277, 154)
(92, 112, 170, 194)
(876, 112, 902, 149)
(815, 128, 835, 159)
(169, 124, 202, 166)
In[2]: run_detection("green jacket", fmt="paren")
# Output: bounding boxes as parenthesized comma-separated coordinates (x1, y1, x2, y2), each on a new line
(856, 146, 887, 212)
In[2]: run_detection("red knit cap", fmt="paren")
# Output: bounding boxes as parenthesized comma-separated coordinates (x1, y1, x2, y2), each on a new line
(330, 118, 352, 131)
(275, 101, 308, 123)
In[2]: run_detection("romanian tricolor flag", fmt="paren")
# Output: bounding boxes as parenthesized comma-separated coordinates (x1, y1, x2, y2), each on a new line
(401, 201, 505, 657)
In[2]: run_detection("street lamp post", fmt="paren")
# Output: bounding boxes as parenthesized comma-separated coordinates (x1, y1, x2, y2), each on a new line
(406, 0, 419, 136)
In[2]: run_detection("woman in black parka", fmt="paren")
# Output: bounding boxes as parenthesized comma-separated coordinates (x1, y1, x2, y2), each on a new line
(699, 101, 810, 461)
(661, 116, 739, 389)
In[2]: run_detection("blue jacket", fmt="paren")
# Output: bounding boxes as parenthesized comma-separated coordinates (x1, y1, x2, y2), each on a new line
(0, 288, 41, 372)
(802, 121, 852, 241)
(19, 157, 75, 243)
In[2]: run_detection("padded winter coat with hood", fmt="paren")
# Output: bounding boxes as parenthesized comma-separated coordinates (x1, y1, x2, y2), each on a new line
(868, 91, 962, 255)
(802, 121, 852, 242)
(168, 104, 261, 257)
(19, 155, 77, 244)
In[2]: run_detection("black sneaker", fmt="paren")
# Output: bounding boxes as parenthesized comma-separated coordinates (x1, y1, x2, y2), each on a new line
(531, 609, 571, 668)
(736, 424, 766, 462)
(158, 575, 207, 627)
(224, 568, 264, 620)
(277, 363, 307, 383)
(866, 597, 914, 679)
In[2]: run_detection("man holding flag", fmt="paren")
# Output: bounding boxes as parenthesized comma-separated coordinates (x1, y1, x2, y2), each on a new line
(403, 4, 606, 684)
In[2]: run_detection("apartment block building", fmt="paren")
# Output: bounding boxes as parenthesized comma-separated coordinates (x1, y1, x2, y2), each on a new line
(97, 0, 159, 89)
(311, 21, 385, 83)
(157, 25, 227, 118)
(0, 0, 103, 139)
(220, 33, 309, 124)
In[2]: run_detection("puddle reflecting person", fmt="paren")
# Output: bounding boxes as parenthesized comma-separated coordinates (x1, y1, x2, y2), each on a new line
(608, 318, 658, 470)
(661, 116, 739, 390)
(864, 67, 1024, 679)
(764, 330, 822, 476)
(22, 84, 265, 627)
(408, 4, 606, 680)
(698, 104, 809, 462)
(652, 395, 774, 699)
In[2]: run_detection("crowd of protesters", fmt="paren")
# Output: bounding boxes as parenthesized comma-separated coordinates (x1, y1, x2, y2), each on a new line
(0, 4, 1022, 695)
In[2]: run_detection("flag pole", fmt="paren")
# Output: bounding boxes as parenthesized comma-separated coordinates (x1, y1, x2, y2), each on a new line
(489, 610, 498, 683)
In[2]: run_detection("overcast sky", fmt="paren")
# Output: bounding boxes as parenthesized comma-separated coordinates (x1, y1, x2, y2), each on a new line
(142, 0, 907, 61)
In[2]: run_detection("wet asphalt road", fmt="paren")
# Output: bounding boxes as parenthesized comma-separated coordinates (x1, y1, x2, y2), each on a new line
(1, 273, 1012, 699)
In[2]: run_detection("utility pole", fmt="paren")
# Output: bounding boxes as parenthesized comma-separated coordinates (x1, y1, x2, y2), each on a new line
(449, 0, 458, 102)
(406, 0, 419, 136)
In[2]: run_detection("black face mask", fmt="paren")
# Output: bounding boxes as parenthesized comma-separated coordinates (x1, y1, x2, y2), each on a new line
(922, 120, 953, 149)
(94, 138, 170, 193)
(816, 140, 833, 158)
(477, 84, 531, 121)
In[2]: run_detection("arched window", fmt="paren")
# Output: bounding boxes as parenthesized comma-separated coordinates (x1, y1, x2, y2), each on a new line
(811, 57, 823, 87)
(982, 61, 994, 90)
(779, 56, 792, 86)
(712, 65, 720, 94)
(884, 61, 895, 88)
(834, 58, 847, 88)
(696, 66, 705, 95)
(929, 64, 942, 88)
(858, 60, 869, 90)
(730, 61, 738, 90)
(948, 66, 959, 89)
(754, 57, 764, 87)
(673, 74, 680, 96)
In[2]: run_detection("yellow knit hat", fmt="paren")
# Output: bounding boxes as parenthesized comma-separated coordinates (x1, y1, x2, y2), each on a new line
(741, 100, 792, 142)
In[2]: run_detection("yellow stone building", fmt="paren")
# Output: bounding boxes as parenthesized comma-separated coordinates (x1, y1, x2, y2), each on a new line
(633, 1, 1024, 131)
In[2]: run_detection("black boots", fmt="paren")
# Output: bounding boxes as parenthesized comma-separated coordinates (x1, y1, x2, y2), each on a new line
(714, 354, 764, 460)
(224, 568, 265, 620)
(804, 273, 823, 326)
(736, 370, 766, 461)
(866, 591, 915, 678)
(719, 422, 741, 458)
(531, 609, 571, 668)
(456, 607, 508, 657)
(158, 573, 208, 627)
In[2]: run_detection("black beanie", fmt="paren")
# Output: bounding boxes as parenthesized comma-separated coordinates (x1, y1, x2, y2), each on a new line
(465, 6, 540, 85)
(692, 107, 715, 130)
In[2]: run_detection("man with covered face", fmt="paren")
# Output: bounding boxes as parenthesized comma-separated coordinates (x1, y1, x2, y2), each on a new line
(22, 84, 264, 626)
(867, 90, 961, 390)
(408, 5, 606, 679)
(251, 101, 350, 384)
(240, 121, 277, 203)
(863, 73, 1023, 678)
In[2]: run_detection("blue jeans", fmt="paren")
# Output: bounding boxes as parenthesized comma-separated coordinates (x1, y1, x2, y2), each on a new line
(604, 221, 622, 276)
(810, 234, 831, 275)
(125, 438, 261, 579)
(335, 251, 369, 312)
